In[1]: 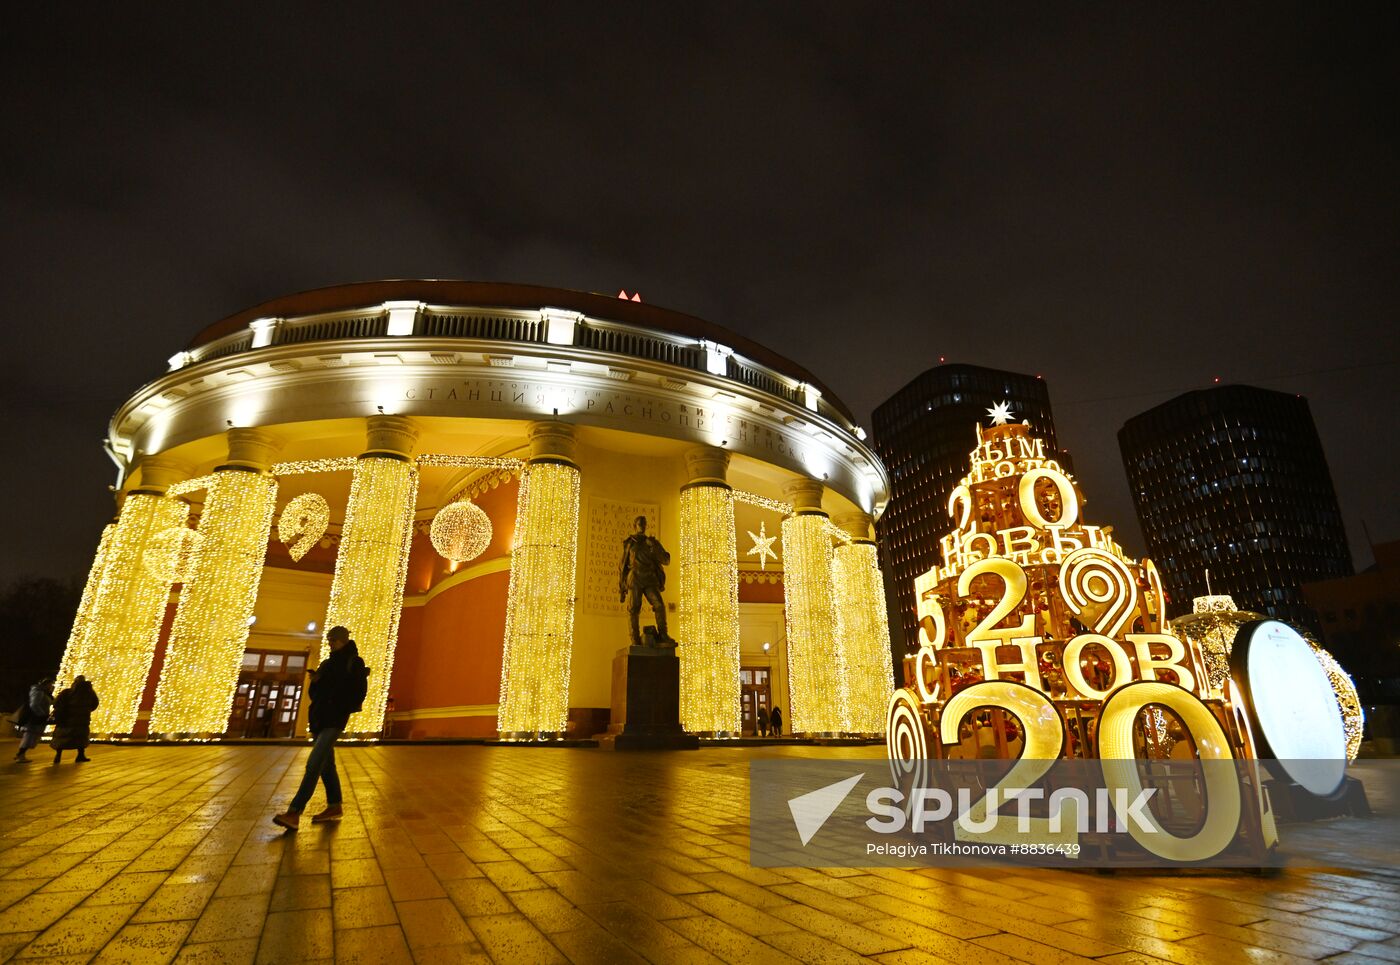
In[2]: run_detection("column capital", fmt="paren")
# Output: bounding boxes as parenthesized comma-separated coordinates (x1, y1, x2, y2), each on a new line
(224, 428, 283, 472)
(363, 415, 419, 459)
(683, 445, 730, 487)
(832, 511, 875, 542)
(527, 420, 577, 465)
(783, 477, 826, 514)
(132, 456, 190, 495)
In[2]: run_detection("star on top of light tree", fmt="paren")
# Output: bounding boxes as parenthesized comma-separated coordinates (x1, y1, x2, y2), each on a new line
(746, 521, 778, 570)
(986, 400, 1015, 426)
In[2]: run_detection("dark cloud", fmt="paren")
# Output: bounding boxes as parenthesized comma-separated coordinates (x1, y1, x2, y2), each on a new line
(1, 2, 1396, 582)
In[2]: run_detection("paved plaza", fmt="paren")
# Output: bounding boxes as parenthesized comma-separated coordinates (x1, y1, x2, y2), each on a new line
(1, 744, 1398, 964)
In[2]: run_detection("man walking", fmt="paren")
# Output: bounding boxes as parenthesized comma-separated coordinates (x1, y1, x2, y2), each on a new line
(13, 677, 53, 763)
(273, 626, 368, 830)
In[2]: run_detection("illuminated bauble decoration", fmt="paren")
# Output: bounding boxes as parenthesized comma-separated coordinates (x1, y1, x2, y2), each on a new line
(430, 499, 492, 562)
(142, 526, 204, 584)
(278, 492, 330, 561)
(1171, 595, 1363, 761)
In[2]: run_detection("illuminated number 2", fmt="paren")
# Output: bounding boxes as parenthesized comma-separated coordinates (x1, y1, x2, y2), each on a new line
(938, 681, 1078, 845)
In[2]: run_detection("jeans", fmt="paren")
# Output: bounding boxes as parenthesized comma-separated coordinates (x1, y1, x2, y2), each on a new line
(290, 727, 343, 812)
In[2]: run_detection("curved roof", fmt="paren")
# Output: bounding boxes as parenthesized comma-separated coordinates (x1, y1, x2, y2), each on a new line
(189, 280, 853, 421)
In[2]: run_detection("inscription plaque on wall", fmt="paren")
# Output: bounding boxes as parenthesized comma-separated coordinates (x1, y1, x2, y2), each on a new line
(584, 497, 659, 615)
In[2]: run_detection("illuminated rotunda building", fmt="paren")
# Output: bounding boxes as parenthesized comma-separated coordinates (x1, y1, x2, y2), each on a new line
(59, 282, 894, 741)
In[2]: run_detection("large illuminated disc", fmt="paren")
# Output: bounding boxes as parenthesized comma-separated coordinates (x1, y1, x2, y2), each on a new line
(1230, 620, 1347, 797)
(430, 499, 493, 562)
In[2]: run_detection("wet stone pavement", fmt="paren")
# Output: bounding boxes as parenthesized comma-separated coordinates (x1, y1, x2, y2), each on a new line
(1, 744, 1398, 964)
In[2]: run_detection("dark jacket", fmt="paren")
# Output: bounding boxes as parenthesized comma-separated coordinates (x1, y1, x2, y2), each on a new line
(52, 681, 99, 749)
(308, 642, 369, 732)
(16, 684, 52, 728)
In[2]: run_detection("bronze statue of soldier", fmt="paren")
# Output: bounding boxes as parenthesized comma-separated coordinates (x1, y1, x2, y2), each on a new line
(619, 515, 673, 647)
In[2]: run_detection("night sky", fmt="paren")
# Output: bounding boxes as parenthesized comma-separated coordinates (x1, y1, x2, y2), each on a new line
(3, 4, 1397, 586)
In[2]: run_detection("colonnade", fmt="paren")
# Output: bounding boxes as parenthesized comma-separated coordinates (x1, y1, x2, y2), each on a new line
(58, 418, 894, 739)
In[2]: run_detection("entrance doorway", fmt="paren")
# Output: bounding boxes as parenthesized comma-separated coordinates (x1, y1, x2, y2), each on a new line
(740, 666, 772, 736)
(229, 649, 309, 738)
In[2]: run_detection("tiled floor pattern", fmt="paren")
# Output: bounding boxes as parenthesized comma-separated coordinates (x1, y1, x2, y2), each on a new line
(0, 744, 1396, 964)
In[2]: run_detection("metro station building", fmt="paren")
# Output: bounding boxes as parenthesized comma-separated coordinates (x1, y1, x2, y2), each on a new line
(59, 282, 894, 741)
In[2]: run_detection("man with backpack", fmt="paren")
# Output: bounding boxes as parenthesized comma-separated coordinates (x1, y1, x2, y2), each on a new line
(273, 625, 369, 831)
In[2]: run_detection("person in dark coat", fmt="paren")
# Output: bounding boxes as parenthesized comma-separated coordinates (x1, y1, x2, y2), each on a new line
(13, 677, 54, 763)
(769, 705, 783, 738)
(274, 626, 369, 831)
(755, 705, 770, 738)
(51, 676, 98, 764)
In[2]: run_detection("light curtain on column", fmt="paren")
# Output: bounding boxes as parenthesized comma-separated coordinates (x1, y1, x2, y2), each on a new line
(677, 484, 741, 733)
(62, 494, 190, 734)
(832, 541, 895, 733)
(497, 462, 581, 735)
(323, 456, 419, 734)
(149, 470, 277, 735)
(56, 524, 113, 689)
(781, 513, 849, 733)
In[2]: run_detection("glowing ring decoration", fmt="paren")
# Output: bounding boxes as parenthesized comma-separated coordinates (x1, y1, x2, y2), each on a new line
(142, 526, 204, 584)
(430, 499, 493, 563)
(887, 689, 930, 809)
(278, 492, 331, 562)
(1059, 548, 1137, 637)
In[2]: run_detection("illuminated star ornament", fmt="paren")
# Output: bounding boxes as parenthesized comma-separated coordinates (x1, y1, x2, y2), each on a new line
(986, 400, 1015, 426)
(746, 521, 779, 570)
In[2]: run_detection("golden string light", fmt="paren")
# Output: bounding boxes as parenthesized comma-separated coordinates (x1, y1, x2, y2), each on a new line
(498, 461, 580, 736)
(271, 457, 358, 476)
(782, 512, 848, 734)
(141, 526, 204, 584)
(149, 470, 277, 735)
(416, 453, 526, 470)
(165, 474, 217, 498)
(278, 492, 331, 561)
(323, 456, 420, 734)
(429, 499, 493, 562)
(677, 483, 741, 734)
(832, 540, 895, 734)
(56, 524, 114, 691)
(62, 493, 190, 735)
(733, 490, 793, 516)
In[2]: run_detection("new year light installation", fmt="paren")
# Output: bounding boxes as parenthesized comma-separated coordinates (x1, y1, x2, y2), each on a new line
(149, 470, 277, 735)
(1171, 595, 1364, 760)
(782, 510, 848, 734)
(323, 455, 419, 734)
(141, 526, 204, 584)
(66, 492, 191, 734)
(832, 538, 895, 734)
(497, 461, 580, 736)
(678, 483, 741, 733)
(884, 418, 1366, 862)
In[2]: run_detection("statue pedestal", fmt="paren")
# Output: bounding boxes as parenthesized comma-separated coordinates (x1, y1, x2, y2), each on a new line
(595, 645, 698, 750)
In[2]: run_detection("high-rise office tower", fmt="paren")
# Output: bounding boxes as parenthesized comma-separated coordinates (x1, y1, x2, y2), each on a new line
(872, 364, 1064, 652)
(1118, 384, 1351, 629)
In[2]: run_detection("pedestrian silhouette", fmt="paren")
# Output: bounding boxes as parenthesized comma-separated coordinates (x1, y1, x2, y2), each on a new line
(13, 676, 54, 763)
(51, 676, 98, 764)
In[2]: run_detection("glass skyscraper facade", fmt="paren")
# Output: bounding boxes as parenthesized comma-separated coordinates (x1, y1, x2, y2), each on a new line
(1118, 384, 1351, 630)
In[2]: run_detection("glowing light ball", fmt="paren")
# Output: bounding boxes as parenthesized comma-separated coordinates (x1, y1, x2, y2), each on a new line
(430, 499, 492, 562)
